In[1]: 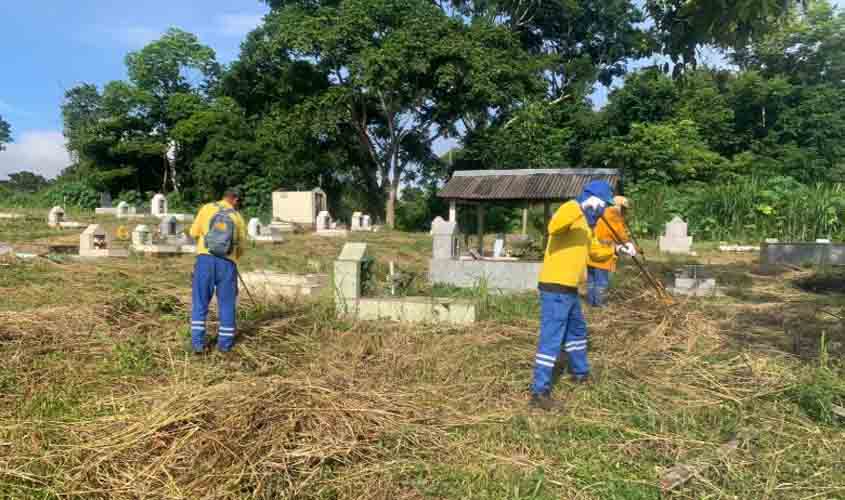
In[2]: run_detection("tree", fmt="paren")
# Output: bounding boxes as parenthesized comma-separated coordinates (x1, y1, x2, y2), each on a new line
(274, 0, 540, 227)
(0, 115, 10, 151)
(5, 171, 48, 192)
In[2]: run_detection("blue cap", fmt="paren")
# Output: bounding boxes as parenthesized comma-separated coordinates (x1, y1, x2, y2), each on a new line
(581, 180, 615, 205)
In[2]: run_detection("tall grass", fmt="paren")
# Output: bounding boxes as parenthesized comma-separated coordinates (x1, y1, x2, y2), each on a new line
(631, 176, 845, 242)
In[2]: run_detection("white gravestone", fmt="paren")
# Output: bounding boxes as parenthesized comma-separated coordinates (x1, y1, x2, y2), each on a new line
(132, 225, 151, 247)
(80, 225, 128, 258)
(431, 216, 460, 260)
(350, 212, 363, 231)
(48, 206, 65, 228)
(659, 216, 693, 255)
(316, 211, 332, 231)
(493, 235, 505, 258)
(248, 218, 263, 240)
(151, 193, 168, 218)
(362, 215, 372, 230)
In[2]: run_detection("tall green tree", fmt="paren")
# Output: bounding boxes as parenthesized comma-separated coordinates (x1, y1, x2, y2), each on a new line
(273, 0, 540, 227)
(0, 115, 10, 152)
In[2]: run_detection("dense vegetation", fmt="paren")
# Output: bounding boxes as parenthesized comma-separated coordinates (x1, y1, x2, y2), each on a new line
(2, 0, 844, 240)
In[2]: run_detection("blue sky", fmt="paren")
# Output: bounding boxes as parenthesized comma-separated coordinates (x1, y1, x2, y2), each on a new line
(0, 0, 268, 179)
(1, 1, 843, 179)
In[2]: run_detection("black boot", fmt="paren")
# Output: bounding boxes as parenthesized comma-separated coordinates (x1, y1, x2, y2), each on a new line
(571, 374, 591, 385)
(530, 392, 564, 411)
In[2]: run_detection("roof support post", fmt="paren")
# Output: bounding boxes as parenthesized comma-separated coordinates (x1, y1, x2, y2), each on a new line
(522, 204, 529, 236)
(542, 201, 551, 249)
(477, 204, 485, 254)
(449, 200, 457, 223)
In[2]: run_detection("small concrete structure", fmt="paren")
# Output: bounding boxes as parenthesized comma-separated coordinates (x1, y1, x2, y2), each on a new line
(131, 225, 152, 248)
(48, 206, 86, 229)
(116, 201, 145, 220)
(335, 242, 475, 324)
(272, 188, 327, 228)
(239, 271, 329, 299)
(0, 213, 24, 220)
(429, 216, 540, 291)
(667, 265, 718, 297)
(659, 216, 693, 255)
(761, 241, 845, 269)
(151, 193, 168, 218)
(315, 211, 348, 237)
(350, 212, 373, 232)
(247, 218, 284, 243)
(95, 193, 117, 216)
(79, 225, 129, 258)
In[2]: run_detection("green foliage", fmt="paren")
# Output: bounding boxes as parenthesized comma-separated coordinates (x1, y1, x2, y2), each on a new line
(0, 114, 10, 151)
(630, 176, 845, 242)
(788, 367, 845, 425)
(4, 171, 49, 193)
(41, 181, 100, 210)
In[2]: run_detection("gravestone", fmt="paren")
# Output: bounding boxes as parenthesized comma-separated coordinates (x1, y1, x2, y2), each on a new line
(99, 193, 112, 208)
(659, 216, 693, 255)
(493, 234, 505, 258)
(248, 218, 263, 240)
(362, 215, 372, 230)
(48, 206, 65, 227)
(431, 216, 460, 260)
(79, 225, 127, 257)
(116, 201, 133, 219)
(151, 193, 168, 218)
(159, 215, 180, 239)
(350, 212, 363, 231)
(132, 225, 152, 247)
(335, 242, 369, 306)
(316, 211, 332, 231)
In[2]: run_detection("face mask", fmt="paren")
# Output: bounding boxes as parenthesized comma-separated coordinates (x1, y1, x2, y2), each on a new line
(581, 205, 606, 228)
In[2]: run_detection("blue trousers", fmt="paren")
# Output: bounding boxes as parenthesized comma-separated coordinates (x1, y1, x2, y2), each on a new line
(191, 255, 238, 352)
(587, 267, 610, 307)
(531, 291, 589, 395)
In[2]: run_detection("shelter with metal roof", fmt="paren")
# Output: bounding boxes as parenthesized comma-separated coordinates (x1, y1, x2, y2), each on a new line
(437, 168, 622, 251)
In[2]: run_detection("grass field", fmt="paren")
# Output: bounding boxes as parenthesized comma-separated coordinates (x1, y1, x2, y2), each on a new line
(1, 210, 844, 499)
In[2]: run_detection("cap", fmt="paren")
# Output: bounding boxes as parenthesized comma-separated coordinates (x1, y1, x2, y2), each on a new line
(581, 180, 615, 205)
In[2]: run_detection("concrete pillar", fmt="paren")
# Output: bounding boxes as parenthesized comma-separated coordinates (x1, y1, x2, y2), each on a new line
(542, 201, 551, 248)
(477, 204, 485, 253)
(449, 201, 457, 223)
(522, 205, 529, 236)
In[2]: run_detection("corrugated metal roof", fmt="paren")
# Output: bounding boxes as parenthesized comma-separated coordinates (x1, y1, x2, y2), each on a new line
(438, 169, 622, 201)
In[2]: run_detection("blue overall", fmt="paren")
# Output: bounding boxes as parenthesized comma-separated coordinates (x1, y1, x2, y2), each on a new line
(587, 267, 610, 307)
(191, 254, 238, 352)
(531, 290, 590, 395)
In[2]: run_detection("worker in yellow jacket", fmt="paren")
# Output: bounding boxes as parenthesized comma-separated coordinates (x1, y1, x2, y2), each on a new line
(188, 188, 248, 354)
(530, 180, 617, 411)
(587, 196, 636, 307)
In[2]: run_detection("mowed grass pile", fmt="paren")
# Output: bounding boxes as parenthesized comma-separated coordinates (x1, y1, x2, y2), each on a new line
(1, 224, 845, 499)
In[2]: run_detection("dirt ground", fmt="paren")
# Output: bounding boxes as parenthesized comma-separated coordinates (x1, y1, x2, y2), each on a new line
(1, 212, 844, 499)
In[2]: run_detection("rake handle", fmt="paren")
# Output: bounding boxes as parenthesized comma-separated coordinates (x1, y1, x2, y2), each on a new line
(598, 214, 670, 300)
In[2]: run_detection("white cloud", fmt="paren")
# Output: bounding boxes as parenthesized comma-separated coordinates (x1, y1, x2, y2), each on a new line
(0, 130, 71, 180)
(214, 13, 263, 37)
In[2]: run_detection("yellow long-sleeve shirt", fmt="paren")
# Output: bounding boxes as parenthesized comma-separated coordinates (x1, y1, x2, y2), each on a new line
(588, 206, 630, 272)
(189, 200, 248, 263)
(538, 201, 615, 289)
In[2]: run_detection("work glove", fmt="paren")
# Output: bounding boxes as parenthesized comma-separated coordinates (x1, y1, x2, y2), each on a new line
(580, 196, 606, 212)
(617, 242, 637, 257)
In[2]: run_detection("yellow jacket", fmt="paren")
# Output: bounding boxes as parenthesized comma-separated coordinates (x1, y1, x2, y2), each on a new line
(538, 201, 615, 288)
(588, 206, 630, 272)
(189, 200, 248, 263)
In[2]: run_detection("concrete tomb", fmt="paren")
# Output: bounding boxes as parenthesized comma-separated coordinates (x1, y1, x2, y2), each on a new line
(761, 240, 845, 270)
(667, 265, 719, 297)
(48, 206, 86, 229)
(350, 212, 374, 232)
(315, 210, 348, 237)
(247, 218, 284, 243)
(151, 193, 168, 218)
(131, 225, 152, 247)
(659, 216, 693, 255)
(272, 188, 327, 228)
(335, 242, 475, 324)
(429, 216, 540, 291)
(239, 271, 329, 299)
(79, 225, 129, 258)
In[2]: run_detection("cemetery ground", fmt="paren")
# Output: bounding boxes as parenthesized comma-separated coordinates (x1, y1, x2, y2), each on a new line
(1, 214, 845, 499)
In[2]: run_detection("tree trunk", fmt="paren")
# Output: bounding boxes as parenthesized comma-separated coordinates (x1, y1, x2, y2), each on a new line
(385, 180, 397, 229)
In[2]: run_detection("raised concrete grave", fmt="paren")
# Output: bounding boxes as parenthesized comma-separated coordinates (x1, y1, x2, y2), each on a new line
(316, 210, 348, 237)
(761, 241, 845, 269)
(79, 225, 129, 258)
(248, 218, 284, 243)
(151, 193, 168, 218)
(659, 216, 693, 255)
(48, 206, 86, 229)
(429, 216, 540, 291)
(667, 265, 719, 297)
(239, 271, 329, 299)
(335, 242, 475, 324)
